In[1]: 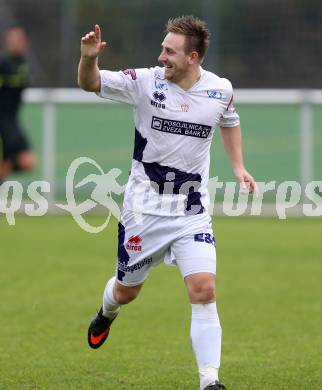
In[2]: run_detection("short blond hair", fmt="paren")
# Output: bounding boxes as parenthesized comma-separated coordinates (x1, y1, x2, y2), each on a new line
(165, 15, 210, 61)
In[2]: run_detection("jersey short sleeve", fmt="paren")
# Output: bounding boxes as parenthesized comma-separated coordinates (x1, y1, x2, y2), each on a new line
(218, 79, 240, 128)
(97, 68, 151, 105)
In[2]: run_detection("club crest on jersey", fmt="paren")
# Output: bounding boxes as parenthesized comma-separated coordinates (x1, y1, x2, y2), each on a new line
(207, 90, 223, 99)
(180, 103, 189, 112)
(126, 235, 142, 251)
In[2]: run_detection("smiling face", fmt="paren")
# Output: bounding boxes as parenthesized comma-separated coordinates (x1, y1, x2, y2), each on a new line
(158, 32, 198, 84)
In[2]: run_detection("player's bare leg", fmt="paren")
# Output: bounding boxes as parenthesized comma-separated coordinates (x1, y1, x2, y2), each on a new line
(185, 272, 225, 390)
(88, 278, 143, 349)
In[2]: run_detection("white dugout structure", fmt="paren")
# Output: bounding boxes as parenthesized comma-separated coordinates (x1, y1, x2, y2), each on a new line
(23, 88, 321, 218)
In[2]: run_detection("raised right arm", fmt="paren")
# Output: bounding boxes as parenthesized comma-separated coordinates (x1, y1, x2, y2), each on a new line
(77, 24, 107, 92)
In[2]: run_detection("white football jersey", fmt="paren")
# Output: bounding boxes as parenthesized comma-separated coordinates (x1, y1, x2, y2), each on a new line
(98, 66, 240, 216)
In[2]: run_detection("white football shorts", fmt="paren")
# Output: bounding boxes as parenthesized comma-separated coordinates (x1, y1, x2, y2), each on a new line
(114, 209, 216, 286)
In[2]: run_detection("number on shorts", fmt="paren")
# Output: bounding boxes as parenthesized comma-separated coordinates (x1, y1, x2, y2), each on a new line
(194, 233, 216, 246)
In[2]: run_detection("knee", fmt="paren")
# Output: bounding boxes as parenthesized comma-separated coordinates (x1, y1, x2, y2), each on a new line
(114, 284, 141, 305)
(189, 282, 215, 304)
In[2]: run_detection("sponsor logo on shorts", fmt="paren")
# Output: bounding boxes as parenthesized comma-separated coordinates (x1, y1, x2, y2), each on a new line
(118, 257, 153, 273)
(151, 116, 211, 138)
(126, 235, 142, 251)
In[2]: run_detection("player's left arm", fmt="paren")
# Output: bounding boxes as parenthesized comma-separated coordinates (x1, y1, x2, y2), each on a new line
(220, 124, 257, 194)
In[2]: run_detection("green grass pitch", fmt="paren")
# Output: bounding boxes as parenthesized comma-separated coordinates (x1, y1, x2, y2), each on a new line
(0, 216, 321, 389)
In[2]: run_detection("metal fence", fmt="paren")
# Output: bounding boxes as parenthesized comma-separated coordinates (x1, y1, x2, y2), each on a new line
(19, 88, 321, 217)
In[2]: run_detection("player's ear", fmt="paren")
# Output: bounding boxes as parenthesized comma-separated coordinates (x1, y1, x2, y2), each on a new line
(188, 51, 199, 65)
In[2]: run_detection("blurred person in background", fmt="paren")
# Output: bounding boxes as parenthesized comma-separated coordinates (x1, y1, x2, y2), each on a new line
(0, 26, 36, 183)
(79, 16, 255, 390)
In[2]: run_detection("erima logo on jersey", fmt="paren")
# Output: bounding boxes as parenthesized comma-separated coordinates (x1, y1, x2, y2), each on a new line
(151, 116, 211, 138)
(151, 100, 166, 109)
(153, 91, 166, 102)
(151, 91, 167, 109)
(207, 90, 224, 99)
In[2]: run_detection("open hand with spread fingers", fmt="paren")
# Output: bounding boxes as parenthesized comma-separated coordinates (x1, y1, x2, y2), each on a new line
(81, 24, 107, 59)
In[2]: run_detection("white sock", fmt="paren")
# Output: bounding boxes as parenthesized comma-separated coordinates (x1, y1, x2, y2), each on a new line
(102, 276, 121, 320)
(190, 302, 222, 390)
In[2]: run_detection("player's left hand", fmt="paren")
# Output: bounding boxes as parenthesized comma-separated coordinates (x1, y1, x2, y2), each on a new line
(234, 167, 257, 195)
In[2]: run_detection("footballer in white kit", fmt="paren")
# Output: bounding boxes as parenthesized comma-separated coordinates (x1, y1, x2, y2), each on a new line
(79, 15, 256, 390)
(97, 66, 239, 286)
